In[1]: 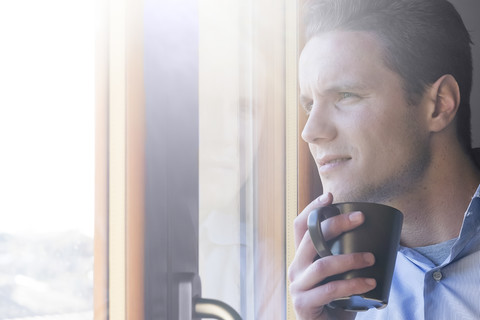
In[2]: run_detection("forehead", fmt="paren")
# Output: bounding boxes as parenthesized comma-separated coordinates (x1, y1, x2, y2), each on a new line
(298, 30, 395, 93)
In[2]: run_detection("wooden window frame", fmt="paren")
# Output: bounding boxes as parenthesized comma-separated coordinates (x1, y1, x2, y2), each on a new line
(95, 0, 144, 318)
(285, 0, 322, 319)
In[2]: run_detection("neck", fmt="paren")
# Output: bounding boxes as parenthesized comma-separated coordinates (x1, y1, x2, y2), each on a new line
(388, 144, 480, 248)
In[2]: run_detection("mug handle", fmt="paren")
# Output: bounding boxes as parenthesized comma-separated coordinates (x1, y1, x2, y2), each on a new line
(307, 205, 341, 257)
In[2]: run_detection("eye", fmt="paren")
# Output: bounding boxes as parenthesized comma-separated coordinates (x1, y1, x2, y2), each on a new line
(300, 98, 314, 115)
(336, 92, 362, 107)
(302, 103, 313, 115)
(339, 92, 357, 100)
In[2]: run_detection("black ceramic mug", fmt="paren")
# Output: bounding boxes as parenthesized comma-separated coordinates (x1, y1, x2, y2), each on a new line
(308, 202, 403, 311)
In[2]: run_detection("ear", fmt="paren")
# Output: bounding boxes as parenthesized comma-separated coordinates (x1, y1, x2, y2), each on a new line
(427, 74, 460, 133)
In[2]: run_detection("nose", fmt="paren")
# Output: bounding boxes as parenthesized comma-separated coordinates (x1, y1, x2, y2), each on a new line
(301, 106, 337, 144)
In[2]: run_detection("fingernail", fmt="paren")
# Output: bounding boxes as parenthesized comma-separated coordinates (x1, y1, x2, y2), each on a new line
(365, 278, 376, 287)
(349, 211, 363, 223)
(363, 252, 375, 265)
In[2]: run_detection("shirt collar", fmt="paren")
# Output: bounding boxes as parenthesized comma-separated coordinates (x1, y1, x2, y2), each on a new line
(449, 183, 480, 259)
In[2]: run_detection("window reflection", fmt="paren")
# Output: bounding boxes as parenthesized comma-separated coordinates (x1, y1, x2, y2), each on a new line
(198, 1, 284, 319)
(198, 1, 257, 317)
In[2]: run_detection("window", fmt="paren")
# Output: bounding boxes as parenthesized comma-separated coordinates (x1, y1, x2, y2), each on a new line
(198, 0, 287, 317)
(0, 0, 95, 318)
(96, 0, 309, 319)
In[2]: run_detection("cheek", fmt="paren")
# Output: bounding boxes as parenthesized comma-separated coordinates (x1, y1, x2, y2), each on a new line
(350, 111, 408, 161)
(364, 114, 426, 169)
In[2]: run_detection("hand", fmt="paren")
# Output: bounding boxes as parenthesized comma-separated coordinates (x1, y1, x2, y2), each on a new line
(288, 193, 377, 320)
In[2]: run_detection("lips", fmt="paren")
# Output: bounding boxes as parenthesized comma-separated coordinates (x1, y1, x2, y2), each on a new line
(317, 155, 352, 170)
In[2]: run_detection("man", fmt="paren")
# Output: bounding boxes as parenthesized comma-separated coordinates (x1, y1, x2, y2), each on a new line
(288, 0, 480, 319)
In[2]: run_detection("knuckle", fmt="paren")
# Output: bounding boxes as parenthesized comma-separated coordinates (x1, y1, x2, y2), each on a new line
(291, 294, 307, 311)
(322, 281, 338, 297)
(312, 256, 329, 274)
(289, 279, 300, 297)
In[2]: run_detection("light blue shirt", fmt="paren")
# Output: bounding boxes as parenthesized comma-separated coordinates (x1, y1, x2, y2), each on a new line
(356, 185, 480, 320)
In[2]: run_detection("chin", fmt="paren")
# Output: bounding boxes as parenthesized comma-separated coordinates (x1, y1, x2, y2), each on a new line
(328, 186, 374, 204)
(325, 189, 351, 203)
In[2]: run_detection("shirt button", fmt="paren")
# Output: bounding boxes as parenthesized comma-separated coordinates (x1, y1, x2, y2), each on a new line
(433, 270, 443, 281)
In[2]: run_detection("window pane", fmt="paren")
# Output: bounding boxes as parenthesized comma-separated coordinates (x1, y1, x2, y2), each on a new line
(0, 0, 94, 318)
(199, 0, 286, 318)
(199, 0, 246, 314)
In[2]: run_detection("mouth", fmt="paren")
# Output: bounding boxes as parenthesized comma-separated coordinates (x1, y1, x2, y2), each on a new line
(317, 156, 352, 171)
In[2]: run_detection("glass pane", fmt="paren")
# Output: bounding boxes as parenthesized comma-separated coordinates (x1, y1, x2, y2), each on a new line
(0, 0, 94, 318)
(199, 0, 286, 319)
(199, 0, 248, 315)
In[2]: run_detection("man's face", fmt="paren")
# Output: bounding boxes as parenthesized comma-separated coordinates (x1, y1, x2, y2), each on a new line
(299, 31, 431, 203)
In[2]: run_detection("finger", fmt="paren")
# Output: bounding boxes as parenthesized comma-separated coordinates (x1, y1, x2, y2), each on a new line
(289, 230, 322, 281)
(294, 193, 333, 248)
(296, 277, 377, 311)
(291, 252, 375, 292)
(290, 203, 366, 280)
(320, 210, 365, 241)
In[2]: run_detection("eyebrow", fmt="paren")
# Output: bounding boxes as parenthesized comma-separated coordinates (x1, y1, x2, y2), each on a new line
(323, 81, 370, 93)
